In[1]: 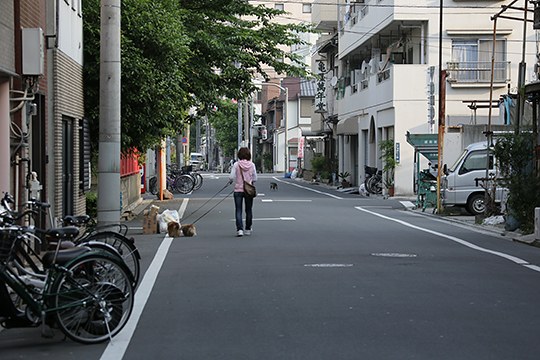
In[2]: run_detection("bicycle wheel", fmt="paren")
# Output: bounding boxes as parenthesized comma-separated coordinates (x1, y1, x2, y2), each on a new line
(82, 231, 140, 288)
(191, 172, 203, 190)
(366, 176, 382, 194)
(51, 252, 134, 344)
(148, 176, 157, 195)
(175, 174, 195, 194)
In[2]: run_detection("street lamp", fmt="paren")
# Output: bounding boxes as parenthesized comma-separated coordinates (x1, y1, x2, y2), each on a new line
(258, 82, 288, 172)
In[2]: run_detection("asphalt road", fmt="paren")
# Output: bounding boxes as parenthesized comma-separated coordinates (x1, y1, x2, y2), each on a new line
(2, 173, 540, 359)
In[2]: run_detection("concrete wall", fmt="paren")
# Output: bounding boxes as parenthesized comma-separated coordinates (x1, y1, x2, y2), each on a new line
(121, 173, 141, 212)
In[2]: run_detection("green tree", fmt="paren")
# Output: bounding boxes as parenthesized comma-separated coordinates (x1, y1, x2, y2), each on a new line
(493, 131, 540, 233)
(83, 0, 311, 153)
(207, 99, 239, 158)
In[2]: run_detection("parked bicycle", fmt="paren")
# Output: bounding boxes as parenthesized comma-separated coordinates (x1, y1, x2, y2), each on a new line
(1, 193, 141, 288)
(364, 165, 382, 195)
(0, 221, 134, 344)
(147, 164, 203, 195)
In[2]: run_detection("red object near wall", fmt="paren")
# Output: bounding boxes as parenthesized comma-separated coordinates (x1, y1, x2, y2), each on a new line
(121, 152, 140, 178)
(140, 164, 146, 194)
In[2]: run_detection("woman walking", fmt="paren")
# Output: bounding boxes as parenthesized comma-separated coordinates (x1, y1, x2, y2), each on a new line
(229, 147, 257, 237)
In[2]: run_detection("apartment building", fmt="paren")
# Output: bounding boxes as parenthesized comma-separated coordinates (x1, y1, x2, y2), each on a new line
(1, 0, 88, 226)
(46, 0, 88, 219)
(250, 1, 318, 172)
(312, 0, 535, 195)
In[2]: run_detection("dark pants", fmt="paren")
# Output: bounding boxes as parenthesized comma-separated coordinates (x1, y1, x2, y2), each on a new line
(233, 192, 253, 231)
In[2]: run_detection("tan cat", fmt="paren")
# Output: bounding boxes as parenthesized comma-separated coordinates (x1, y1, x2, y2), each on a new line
(167, 221, 181, 237)
(181, 223, 197, 237)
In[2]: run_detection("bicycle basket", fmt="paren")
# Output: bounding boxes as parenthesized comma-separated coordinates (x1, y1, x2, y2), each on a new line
(181, 165, 193, 173)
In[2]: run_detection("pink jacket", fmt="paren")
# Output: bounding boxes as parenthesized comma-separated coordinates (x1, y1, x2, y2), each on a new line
(229, 160, 257, 193)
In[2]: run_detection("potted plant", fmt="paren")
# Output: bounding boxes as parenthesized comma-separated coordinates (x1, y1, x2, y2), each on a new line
(379, 139, 397, 196)
(338, 171, 351, 188)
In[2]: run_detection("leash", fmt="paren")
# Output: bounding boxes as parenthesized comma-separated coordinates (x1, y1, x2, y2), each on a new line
(181, 182, 233, 224)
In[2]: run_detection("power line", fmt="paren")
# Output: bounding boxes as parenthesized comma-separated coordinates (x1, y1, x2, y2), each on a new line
(249, 0, 521, 10)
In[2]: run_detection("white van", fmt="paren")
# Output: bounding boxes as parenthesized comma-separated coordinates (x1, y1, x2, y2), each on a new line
(442, 141, 505, 215)
(190, 152, 205, 171)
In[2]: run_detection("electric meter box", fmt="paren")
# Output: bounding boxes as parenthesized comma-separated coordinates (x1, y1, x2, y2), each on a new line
(22, 28, 44, 76)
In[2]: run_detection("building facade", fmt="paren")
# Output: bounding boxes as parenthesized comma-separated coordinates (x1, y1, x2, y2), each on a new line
(250, 1, 318, 172)
(312, 0, 535, 195)
(1, 0, 88, 226)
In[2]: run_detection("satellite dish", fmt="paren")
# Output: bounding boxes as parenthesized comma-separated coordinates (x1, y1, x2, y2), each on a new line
(330, 76, 338, 87)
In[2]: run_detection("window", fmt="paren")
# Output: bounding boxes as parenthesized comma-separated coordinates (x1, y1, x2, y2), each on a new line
(303, 4, 312, 13)
(459, 150, 493, 175)
(275, 3, 284, 11)
(79, 118, 91, 192)
(449, 38, 507, 83)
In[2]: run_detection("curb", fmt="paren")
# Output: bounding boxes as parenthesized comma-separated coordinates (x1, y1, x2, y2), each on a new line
(407, 206, 540, 248)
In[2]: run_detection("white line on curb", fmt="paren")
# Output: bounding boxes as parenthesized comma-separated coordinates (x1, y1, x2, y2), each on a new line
(355, 206, 540, 273)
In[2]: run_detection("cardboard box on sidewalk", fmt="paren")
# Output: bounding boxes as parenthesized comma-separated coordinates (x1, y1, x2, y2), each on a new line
(143, 205, 159, 234)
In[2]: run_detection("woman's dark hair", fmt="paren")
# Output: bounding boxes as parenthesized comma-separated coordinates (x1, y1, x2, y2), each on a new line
(237, 147, 251, 161)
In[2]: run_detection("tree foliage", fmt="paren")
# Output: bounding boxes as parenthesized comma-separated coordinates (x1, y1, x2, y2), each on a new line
(493, 131, 540, 233)
(83, 0, 311, 153)
(207, 99, 240, 158)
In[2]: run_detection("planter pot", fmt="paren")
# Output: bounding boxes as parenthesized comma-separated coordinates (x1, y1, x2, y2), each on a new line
(388, 186, 395, 197)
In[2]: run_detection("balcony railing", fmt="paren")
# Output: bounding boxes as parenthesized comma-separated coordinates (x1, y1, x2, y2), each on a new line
(377, 68, 391, 83)
(446, 61, 510, 83)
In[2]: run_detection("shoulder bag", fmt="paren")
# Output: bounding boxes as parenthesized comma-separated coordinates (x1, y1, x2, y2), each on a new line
(240, 168, 257, 198)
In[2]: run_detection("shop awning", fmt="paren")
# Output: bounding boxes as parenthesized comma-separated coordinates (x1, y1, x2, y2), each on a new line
(336, 116, 358, 135)
(406, 132, 438, 161)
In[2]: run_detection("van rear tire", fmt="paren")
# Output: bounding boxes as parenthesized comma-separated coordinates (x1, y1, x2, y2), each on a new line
(466, 193, 485, 215)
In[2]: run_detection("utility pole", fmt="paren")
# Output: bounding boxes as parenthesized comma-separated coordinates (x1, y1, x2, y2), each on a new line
(436, 0, 445, 214)
(244, 98, 249, 150)
(284, 87, 289, 173)
(237, 100, 242, 154)
(98, 0, 121, 225)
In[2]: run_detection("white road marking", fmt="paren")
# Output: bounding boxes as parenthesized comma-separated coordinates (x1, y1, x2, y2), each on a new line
(100, 236, 173, 360)
(304, 263, 354, 267)
(101, 198, 190, 359)
(273, 177, 343, 200)
(261, 199, 312, 202)
(231, 217, 296, 221)
(178, 198, 189, 218)
(355, 206, 540, 273)
(371, 253, 417, 258)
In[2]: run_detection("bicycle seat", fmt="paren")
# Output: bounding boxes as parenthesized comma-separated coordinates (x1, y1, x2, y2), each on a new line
(45, 226, 80, 240)
(42, 246, 90, 268)
(63, 215, 91, 226)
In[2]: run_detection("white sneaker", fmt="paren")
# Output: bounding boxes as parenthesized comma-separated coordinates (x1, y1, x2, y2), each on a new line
(237, 230, 244, 237)
(244, 229, 252, 236)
